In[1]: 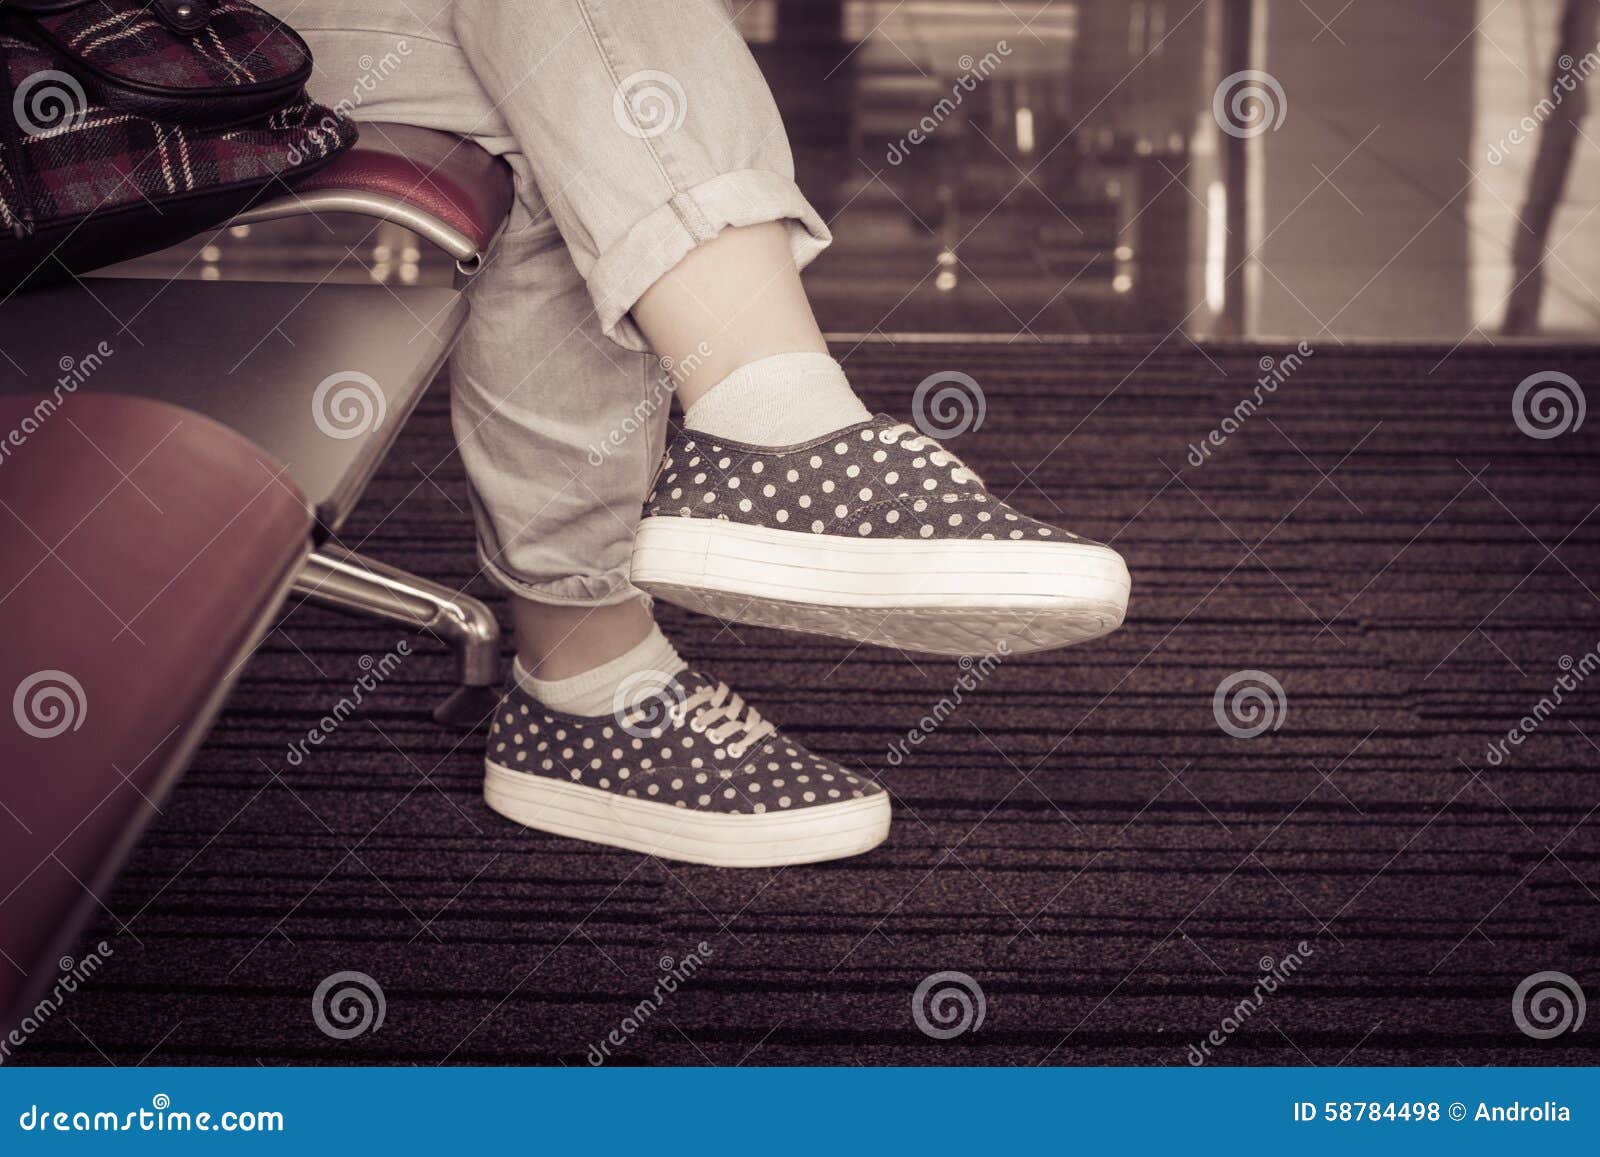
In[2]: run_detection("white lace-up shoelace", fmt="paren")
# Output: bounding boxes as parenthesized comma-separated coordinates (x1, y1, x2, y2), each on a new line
(665, 681, 777, 759)
(879, 421, 983, 486)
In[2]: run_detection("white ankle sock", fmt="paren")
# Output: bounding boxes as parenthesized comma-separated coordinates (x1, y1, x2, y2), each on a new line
(682, 352, 872, 446)
(517, 624, 687, 717)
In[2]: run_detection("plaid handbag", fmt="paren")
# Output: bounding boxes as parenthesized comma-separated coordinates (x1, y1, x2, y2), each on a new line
(0, 0, 356, 290)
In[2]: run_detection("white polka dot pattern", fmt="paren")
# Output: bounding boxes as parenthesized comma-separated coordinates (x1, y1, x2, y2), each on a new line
(487, 670, 882, 816)
(644, 415, 1087, 544)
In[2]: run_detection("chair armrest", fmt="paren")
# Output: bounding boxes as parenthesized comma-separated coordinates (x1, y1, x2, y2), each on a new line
(236, 122, 516, 270)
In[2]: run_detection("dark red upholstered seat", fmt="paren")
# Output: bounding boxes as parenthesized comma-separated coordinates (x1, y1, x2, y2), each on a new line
(0, 395, 313, 1033)
(291, 121, 516, 256)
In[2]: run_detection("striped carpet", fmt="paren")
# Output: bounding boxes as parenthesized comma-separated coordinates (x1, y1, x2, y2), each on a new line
(19, 339, 1600, 1066)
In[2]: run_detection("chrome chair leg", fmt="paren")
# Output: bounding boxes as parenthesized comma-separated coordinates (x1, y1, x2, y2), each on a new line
(293, 545, 502, 728)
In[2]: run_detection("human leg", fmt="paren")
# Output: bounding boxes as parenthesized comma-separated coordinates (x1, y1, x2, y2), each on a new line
(257, 2, 891, 864)
(435, 1, 1129, 656)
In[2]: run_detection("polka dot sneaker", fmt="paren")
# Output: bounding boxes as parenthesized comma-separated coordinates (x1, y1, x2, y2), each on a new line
(631, 415, 1131, 656)
(482, 666, 890, 867)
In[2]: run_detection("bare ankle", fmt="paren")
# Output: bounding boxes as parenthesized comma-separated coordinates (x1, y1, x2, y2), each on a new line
(632, 221, 828, 408)
(510, 595, 656, 681)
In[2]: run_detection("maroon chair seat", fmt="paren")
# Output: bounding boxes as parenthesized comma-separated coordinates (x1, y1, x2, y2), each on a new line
(0, 395, 313, 1034)
(234, 121, 516, 268)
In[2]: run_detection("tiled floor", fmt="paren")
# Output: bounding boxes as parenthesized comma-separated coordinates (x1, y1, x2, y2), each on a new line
(112, 0, 1600, 343)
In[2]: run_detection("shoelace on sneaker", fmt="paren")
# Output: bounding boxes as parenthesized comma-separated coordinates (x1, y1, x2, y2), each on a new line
(878, 421, 983, 486)
(669, 681, 777, 759)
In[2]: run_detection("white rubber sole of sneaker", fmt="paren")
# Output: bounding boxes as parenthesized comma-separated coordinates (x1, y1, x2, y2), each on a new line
(631, 516, 1131, 656)
(484, 761, 891, 868)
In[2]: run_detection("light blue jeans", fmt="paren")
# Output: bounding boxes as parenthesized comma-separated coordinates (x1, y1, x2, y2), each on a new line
(261, 0, 831, 604)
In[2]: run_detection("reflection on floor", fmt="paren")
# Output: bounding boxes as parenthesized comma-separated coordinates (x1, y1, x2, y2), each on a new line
(19, 339, 1598, 1065)
(105, 0, 1600, 342)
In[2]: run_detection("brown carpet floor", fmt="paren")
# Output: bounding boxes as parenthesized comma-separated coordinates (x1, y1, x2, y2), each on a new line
(18, 338, 1600, 1065)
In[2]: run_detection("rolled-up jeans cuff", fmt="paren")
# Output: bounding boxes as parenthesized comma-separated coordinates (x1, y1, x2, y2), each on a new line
(478, 546, 642, 608)
(590, 168, 831, 351)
